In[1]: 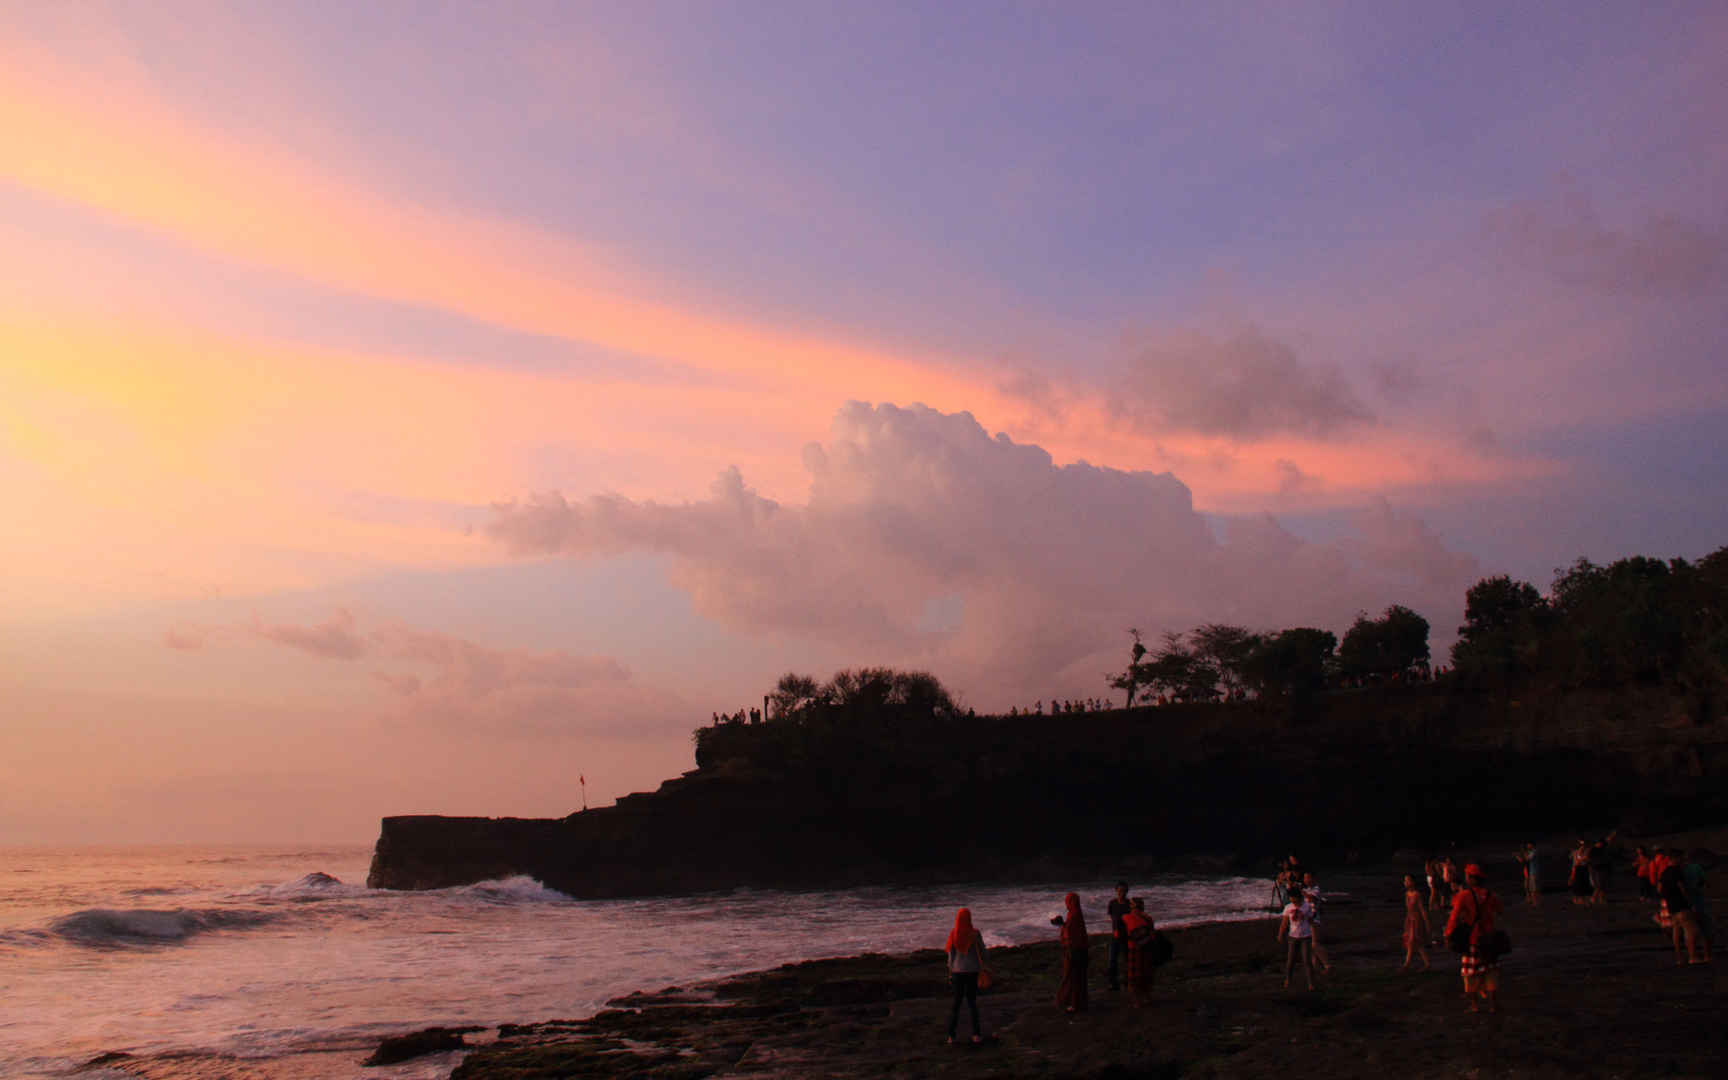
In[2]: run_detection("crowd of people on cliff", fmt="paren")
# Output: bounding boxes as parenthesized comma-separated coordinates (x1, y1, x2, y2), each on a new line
(939, 838, 1711, 1044)
(1005, 698, 1111, 716)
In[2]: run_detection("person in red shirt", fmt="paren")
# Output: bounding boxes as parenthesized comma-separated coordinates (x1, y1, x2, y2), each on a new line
(1445, 863, 1505, 1013)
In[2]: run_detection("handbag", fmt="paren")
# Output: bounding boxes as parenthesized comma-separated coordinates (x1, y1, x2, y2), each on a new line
(1446, 921, 1472, 953)
(1482, 928, 1512, 962)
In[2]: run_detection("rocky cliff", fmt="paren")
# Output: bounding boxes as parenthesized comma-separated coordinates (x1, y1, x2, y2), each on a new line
(367, 682, 1728, 897)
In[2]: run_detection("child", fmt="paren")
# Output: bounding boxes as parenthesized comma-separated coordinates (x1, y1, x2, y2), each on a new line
(1276, 886, 1319, 990)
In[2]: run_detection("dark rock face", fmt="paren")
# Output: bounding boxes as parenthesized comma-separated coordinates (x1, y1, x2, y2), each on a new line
(361, 1025, 483, 1066)
(367, 684, 1728, 897)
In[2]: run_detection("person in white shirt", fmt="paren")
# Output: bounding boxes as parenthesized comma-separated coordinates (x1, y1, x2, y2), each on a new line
(1276, 887, 1319, 989)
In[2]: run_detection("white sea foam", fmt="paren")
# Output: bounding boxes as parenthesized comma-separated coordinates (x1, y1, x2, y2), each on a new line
(0, 844, 1277, 1079)
(444, 875, 573, 905)
(48, 906, 280, 946)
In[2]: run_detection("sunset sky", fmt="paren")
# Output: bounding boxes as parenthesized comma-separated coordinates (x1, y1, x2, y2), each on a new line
(4, 2, 1726, 843)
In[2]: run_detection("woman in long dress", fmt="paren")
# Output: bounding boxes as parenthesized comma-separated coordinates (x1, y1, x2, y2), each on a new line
(1055, 892, 1089, 1013)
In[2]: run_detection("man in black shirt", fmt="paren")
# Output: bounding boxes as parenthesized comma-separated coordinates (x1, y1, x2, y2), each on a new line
(1106, 881, 1132, 991)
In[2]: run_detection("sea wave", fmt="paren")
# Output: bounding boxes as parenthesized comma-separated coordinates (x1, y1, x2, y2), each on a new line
(48, 907, 280, 947)
(245, 870, 370, 902)
(445, 875, 573, 905)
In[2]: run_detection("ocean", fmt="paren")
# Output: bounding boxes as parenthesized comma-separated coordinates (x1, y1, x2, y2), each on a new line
(0, 844, 1275, 1078)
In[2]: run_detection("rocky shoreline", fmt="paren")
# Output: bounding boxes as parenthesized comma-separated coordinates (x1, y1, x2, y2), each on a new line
(432, 848, 1722, 1079)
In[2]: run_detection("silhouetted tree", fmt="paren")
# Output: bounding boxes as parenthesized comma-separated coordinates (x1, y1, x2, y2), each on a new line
(768, 672, 822, 719)
(1450, 576, 1547, 685)
(1240, 626, 1337, 700)
(1108, 628, 1150, 706)
(1546, 556, 1693, 686)
(1190, 623, 1260, 697)
(1142, 632, 1222, 703)
(1338, 605, 1430, 681)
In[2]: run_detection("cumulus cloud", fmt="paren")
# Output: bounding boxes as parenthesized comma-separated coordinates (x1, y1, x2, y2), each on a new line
(489, 402, 1478, 700)
(252, 608, 368, 660)
(1490, 197, 1726, 296)
(1110, 332, 1373, 440)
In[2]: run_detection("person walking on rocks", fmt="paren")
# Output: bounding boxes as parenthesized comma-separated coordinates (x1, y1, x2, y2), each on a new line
(1657, 849, 1711, 965)
(1400, 873, 1432, 972)
(1054, 892, 1090, 1013)
(1276, 886, 1318, 990)
(1302, 872, 1333, 973)
(943, 907, 987, 1043)
(1105, 881, 1131, 992)
(1446, 864, 1504, 1013)
(1517, 842, 1541, 907)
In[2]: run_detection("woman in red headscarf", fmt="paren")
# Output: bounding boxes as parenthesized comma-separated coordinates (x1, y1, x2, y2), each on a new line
(944, 908, 986, 1043)
(1055, 892, 1090, 1013)
(1445, 863, 1504, 1013)
(1119, 897, 1157, 1006)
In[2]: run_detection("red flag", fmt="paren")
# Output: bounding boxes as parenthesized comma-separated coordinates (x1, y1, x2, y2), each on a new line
(579, 774, 586, 785)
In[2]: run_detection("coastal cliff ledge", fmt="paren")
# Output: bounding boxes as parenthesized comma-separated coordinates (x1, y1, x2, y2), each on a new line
(368, 683, 1728, 898)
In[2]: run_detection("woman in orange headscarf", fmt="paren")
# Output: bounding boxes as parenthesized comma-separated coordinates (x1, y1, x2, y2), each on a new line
(1055, 892, 1090, 1013)
(944, 908, 986, 1043)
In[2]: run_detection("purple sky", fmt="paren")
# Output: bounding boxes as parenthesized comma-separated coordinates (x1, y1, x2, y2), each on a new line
(3, 1, 1725, 842)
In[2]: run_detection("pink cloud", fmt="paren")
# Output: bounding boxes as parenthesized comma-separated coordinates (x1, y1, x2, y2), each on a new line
(253, 608, 367, 661)
(490, 402, 1481, 701)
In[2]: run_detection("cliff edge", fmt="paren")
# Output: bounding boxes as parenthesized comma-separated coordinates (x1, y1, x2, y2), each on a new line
(368, 683, 1728, 897)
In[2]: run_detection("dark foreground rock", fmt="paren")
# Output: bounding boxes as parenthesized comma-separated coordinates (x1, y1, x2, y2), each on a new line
(363, 1025, 484, 1066)
(452, 856, 1725, 1079)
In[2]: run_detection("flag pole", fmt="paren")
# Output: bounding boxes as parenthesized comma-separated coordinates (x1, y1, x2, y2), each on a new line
(580, 774, 587, 812)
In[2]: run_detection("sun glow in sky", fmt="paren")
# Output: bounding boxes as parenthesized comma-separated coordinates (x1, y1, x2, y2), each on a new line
(4, 2, 1727, 843)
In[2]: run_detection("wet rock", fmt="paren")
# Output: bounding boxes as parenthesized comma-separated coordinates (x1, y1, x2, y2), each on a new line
(362, 1025, 483, 1066)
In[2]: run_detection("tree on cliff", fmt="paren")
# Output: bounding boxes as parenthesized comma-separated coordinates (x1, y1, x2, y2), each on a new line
(1239, 627, 1336, 700)
(1339, 605, 1430, 681)
(768, 672, 822, 719)
(777, 667, 962, 720)
(1108, 628, 1150, 706)
(1544, 555, 1703, 687)
(1450, 575, 1548, 685)
(1140, 632, 1223, 703)
(1190, 623, 1260, 697)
